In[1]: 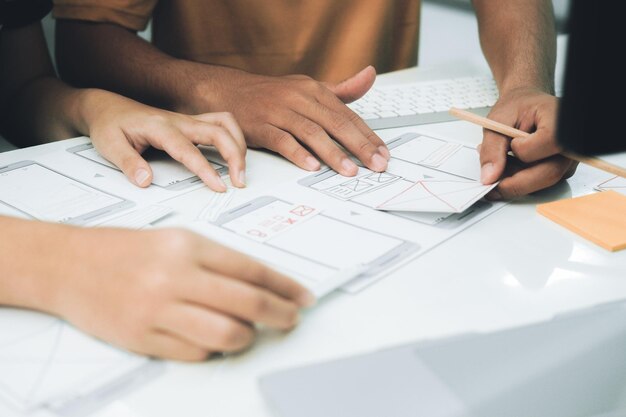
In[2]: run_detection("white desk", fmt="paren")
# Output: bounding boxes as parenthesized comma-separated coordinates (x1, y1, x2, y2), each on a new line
(2, 38, 625, 417)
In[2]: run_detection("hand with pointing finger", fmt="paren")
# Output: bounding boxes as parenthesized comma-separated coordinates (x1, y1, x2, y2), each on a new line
(79, 89, 247, 192)
(193, 65, 390, 176)
(479, 87, 577, 199)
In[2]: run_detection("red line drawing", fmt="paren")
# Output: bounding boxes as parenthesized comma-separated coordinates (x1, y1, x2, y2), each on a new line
(376, 179, 491, 212)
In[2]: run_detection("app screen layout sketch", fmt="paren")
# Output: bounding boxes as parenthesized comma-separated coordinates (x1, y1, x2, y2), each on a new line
(299, 133, 497, 220)
(0, 309, 160, 416)
(67, 143, 228, 190)
(198, 196, 419, 296)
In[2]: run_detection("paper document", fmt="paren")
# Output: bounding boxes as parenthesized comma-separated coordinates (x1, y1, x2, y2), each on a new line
(0, 309, 161, 416)
(67, 143, 228, 190)
(596, 176, 626, 196)
(96, 205, 173, 229)
(189, 196, 419, 297)
(301, 132, 496, 221)
(197, 188, 236, 222)
(279, 132, 507, 291)
(374, 178, 497, 213)
(0, 161, 133, 225)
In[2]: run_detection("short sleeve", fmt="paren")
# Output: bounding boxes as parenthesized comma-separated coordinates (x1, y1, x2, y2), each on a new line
(0, 0, 53, 28)
(52, 0, 157, 31)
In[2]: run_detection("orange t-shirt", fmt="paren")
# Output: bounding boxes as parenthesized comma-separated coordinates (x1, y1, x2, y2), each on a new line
(53, 0, 420, 83)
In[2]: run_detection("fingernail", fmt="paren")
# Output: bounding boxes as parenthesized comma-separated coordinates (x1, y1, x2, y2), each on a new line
(480, 163, 495, 184)
(298, 291, 317, 308)
(378, 145, 391, 160)
(134, 168, 150, 186)
(305, 156, 321, 171)
(341, 158, 358, 175)
(371, 153, 388, 172)
(208, 175, 227, 192)
(238, 170, 246, 187)
(487, 190, 502, 201)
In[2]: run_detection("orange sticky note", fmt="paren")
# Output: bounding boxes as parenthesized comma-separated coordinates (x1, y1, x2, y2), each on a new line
(537, 191, 626, 251)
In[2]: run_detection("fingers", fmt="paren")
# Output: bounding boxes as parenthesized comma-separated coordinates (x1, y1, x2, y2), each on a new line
(325, 65, 377, 103)
(196, 240, 316, 308)
(492, 156, 574, 199)
(295, 96, 389, 172)
(479, 128, 511, 184)
(179, 120, 247, 188)
(192, 112, 246, 152)
(283, 111, 358, 176)
(155, 303, 255, 353)
(182, 272, 300, 330)
(141, 331, 210, 361)
(159, 128, 228, 192)
(510, 127, 561, 163)
(92, 130, 153, 188)
(257, 125, 322, 172)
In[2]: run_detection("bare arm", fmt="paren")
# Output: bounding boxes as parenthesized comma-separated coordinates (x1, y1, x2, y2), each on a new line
(55, 20, 390, 177)
(473, 0, 556, 94)
(0, 19, 313, 361)
(0, 22, 83, 143)
(0, 21, 246, 190)
(0, 216, 314, 360)
(471, 0, 576, 199)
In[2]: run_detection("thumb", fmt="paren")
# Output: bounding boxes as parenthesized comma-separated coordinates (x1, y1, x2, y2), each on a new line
(324, 65, 376, 103)
(479, 129, 510, 185)
(93, 131, 154, 188)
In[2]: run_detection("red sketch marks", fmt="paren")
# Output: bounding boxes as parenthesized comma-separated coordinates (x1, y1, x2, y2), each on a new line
(376, 179, 490, 213)
(247, 229, 267, 238)
(290, 205, 316, 217)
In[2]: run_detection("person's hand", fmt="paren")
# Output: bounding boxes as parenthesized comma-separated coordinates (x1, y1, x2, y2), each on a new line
(50, 227, 315, 361)
(197, 65, 390, 177)
(478, 87, 578, 199)
(79, 89, 246, 192)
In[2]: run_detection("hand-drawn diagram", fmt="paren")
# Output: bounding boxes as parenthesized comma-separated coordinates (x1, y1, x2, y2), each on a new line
(0, 309, 158, 415)
(323, 171, 401, 200)
(212, 196, 419, 296)
(375, 178, 496, 213)
(299, 133, 496, 225)
(67, 143, 228, 190)
(596, 176, 626, 195)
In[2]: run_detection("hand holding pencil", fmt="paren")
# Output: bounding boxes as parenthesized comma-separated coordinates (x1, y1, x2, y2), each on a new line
(449, 90, 577, 200)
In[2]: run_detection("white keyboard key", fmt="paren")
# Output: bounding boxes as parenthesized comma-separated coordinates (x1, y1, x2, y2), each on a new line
(352, 75, 498, 129)
(377, 111, 399, 118)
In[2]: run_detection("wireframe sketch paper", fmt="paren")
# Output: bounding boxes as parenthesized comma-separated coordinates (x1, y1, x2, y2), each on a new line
(596, 176, 626, 196)
(197, 187, 236, 222)
(0, 161, 172, 229)
(67, 143, 228, 190)
(306, 133, 497, 214)
(188, 196, 419, 297)
(286, 132, 506, 291)
(0, 161, 133, 225)
(0, 138, 229, 225)
(0, 309, 161, 416)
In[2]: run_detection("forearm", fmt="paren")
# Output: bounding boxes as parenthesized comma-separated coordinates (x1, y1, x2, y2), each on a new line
(472, 0, 556, 94)
(6, 77, 87, 145)
(0, 217, 77, 313)
(56, 20, 229, 114)
(0, 21, 102, 146)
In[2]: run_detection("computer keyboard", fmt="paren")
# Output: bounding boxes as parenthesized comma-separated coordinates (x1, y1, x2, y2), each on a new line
(348, 76, 499, 130)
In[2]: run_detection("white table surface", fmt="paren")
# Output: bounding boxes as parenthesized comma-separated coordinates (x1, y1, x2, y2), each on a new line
(3, 36, 625, 417)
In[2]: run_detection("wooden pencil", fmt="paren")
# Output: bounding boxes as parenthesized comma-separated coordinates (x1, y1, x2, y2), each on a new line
(449, 107, 626, 179)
